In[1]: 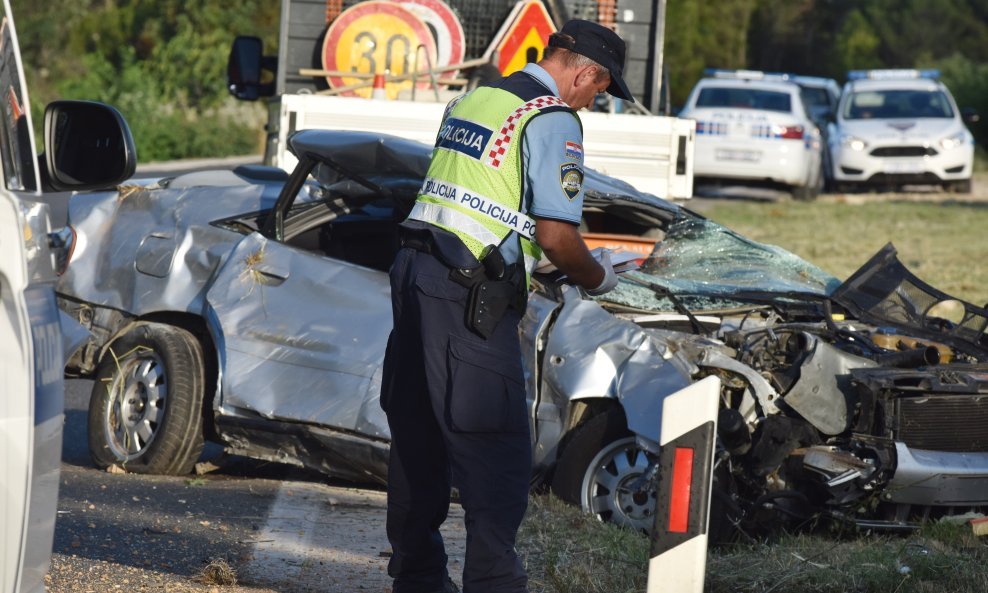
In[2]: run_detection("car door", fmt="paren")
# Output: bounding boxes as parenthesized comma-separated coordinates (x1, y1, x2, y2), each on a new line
(205, 230, 393, 438)
(0, 194, 64, 593)
(0, 2, 65, 592)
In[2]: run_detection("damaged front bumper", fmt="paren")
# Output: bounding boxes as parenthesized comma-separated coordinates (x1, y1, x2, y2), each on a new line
(886, 443, 988, 506)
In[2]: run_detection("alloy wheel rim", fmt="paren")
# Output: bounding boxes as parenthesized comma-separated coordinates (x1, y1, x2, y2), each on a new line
(580, 436, 656, 532)
(103, 353, 167, 460)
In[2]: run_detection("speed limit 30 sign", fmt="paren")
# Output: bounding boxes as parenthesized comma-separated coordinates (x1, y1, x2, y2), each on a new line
(322, 0, 438, 98)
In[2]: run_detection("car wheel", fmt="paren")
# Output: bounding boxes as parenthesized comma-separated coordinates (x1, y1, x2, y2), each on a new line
(791, 183, 818, 201)
(948, 179, 972, 193)
(88, 322, 206, 475)
(792, 169, 823, 201)
(551, 410, 656, 532)
(821, 151, 836, 193)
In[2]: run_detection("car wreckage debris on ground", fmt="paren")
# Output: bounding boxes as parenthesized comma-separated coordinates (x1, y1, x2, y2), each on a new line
(58, 130, 988, 540)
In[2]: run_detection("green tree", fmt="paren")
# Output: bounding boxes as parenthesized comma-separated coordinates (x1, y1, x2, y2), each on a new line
(666, 0, 759, 107)
(11, 0, 278, 161)
(834, 8, 882, 72)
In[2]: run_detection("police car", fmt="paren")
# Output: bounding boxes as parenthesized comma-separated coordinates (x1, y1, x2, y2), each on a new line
(679, 69, 824, 200)
(0, 1, 135, 590)
(788, 75, 841, 127)
(828, 69, 976, 193)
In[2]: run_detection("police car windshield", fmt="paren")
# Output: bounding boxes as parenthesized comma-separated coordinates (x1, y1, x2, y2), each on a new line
(843, 89, 954, 120)
(696, 87, 792, 113)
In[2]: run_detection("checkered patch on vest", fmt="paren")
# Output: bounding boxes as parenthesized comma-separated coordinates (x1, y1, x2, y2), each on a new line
(560, 163, 584, 200)
(485, 95, 568, 169)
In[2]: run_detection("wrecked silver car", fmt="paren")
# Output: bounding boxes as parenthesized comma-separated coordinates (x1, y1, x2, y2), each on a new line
(58, 130, 988, 536)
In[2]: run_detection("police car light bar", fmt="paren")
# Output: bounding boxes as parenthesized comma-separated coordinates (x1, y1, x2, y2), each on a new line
(705, 69, 826, 86)
(847, 69, 940, 81)
(704, 68, 770, 81)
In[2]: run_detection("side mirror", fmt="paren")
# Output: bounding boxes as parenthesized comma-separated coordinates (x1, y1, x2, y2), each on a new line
(228, 36, 276, 100)
(43, 100, 137, 192)
(962, 107, 980, 125)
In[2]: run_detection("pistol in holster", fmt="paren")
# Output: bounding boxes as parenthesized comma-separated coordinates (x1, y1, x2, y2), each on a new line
(464, 245, 527, 339)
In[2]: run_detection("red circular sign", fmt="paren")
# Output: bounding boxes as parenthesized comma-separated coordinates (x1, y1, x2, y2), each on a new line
(322, 1, 438, 98)
(395, 0, 465, 77)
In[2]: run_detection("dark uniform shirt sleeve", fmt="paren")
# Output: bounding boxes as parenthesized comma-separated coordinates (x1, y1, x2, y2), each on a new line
(522, 111, 585, 225)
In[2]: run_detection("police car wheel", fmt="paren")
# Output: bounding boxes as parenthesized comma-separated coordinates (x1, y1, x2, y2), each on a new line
(88, 322, 206, 475)
(792, 171, 822, 201)
(551, 410, 656, 533)
(947, 179, 972, 194)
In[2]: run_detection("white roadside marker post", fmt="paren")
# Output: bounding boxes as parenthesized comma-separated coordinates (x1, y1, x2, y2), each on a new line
(647, 375, 721, 593)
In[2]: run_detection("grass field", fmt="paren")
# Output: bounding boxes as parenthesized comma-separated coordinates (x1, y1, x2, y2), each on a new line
(698, 197, 988, 305)
(517, 197, 988, 592)
(518, 494, 988, 593)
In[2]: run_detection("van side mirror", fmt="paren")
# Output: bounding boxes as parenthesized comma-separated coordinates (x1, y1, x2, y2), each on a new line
(962, 107, 980, 125)
(43, 100, 137, 192)
(228, 36, 277, 100)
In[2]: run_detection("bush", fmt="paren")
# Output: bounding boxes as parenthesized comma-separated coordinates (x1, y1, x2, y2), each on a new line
(932, 53, 988, 148)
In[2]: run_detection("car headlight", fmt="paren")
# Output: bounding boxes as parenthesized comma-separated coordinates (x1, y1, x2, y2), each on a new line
(840, 134, 867, 151)
(940, 132, 967, 151)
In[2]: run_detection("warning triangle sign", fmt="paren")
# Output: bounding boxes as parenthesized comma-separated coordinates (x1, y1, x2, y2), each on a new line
(484, 0, 557, 76)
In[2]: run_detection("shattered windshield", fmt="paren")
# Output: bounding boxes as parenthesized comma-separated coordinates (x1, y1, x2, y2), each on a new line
(603, 216, 841, 312)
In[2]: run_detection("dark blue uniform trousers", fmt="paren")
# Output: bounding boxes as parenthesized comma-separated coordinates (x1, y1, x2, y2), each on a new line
(381, 247, 531, 593)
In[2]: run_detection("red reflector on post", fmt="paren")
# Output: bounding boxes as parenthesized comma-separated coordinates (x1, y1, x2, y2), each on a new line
(668, 447, 695, 533)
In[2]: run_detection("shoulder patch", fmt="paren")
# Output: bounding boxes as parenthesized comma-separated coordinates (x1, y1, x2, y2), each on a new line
(564, 141, 583, 161)
(560, 163, 584, 200)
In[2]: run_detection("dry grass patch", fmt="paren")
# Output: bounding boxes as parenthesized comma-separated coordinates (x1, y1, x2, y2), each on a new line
(707, 522, 988, 593)
(518, 494, 648, 593)
(193, 558, 238, 586)
(519, 496, 988, 593)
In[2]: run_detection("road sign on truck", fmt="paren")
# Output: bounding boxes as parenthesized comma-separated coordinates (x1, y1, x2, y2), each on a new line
(229, 0, 694, 200)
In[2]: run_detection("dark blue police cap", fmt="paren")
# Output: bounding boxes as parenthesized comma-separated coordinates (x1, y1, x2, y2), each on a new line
(548, 19, 634, 102)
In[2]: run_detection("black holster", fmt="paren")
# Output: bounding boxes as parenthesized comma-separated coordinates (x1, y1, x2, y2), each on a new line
(463, 246, 526, 339)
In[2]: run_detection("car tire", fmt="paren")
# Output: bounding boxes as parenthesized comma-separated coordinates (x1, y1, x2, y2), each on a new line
(791, 183, 818, 201)
(821, 151, 836, 193)
(551, 409, 657, 532)
(88, 322, 206, 475)
(792, 169, 823, 201)
(948, 179, 972, 194)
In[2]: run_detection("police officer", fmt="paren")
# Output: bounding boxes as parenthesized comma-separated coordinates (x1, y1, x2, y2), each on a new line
(381, 19, 634, 593)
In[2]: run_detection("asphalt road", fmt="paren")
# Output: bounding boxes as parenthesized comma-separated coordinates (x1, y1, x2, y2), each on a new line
(51, 378, 465, 593)
(52, 379, 280, 593)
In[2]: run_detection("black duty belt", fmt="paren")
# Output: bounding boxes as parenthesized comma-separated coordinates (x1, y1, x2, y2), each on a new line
(400, 232, 488, 288)
(399, 230, 527, 338)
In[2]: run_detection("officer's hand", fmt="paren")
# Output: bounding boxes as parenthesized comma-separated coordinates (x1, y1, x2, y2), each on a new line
(586, 250, 618, 296)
